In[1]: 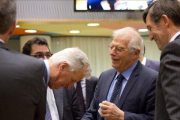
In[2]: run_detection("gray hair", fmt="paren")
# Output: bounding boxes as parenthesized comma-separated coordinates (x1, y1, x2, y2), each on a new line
(113, 27, 144, 60)
(0, 0, 16, 34)
(49, 47, 91, 79)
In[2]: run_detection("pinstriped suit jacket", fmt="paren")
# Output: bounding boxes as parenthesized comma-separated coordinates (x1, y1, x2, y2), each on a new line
(155, 35, 180, 120)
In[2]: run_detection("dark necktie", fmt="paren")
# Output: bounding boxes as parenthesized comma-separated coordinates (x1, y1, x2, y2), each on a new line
(76, 81, 86, 118)
(110, 74, 124, 104)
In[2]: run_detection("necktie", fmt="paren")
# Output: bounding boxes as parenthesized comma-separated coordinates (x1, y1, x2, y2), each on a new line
(45, 102, 52, 120)
(110, 74, 124, 104)
(76, 81, 86, 118)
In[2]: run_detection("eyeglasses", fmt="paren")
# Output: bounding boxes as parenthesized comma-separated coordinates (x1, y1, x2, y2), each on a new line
(31, 53, 52, 59)
(108, 45, 125, 53)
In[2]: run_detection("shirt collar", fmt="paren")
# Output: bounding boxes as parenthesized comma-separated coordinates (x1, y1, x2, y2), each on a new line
(141, 57, 146, 65)
(0, 39, 4, 43)
(115, 61, 138, 81)
(169, 31, 180, 42)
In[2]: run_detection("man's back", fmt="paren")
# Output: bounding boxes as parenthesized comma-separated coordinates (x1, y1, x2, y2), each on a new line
(0, 43, 46, 120)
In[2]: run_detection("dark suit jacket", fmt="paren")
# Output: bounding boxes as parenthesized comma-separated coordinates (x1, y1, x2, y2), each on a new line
(155, 35, 180, 120)
(145, 59, 160, 72)
(53, 86, 81, 120)
(85, 76, 98, 110)
(76, 76, 98, 118)
(82, 62, 158, 120)
(0, 42, 46, 120)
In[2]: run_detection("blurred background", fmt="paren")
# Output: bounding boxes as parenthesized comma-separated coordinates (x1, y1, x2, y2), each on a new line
(8, 0, 160, 77)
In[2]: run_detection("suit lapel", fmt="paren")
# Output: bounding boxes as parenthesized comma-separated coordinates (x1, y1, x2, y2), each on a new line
(118, 62, 141, 108)
(86, 80, 92, 109)
(53, 89, 63, 120)
(101, 71, 116, 101)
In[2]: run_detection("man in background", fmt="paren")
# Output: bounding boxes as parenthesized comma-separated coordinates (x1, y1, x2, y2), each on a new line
(140, 46, 160, 72)
(0, 0, 46, 120)
(143, 0, 180, 119)
(74, 76, 98, 118)
(82, 27, 157, 120)
(22, 37, 81, 120)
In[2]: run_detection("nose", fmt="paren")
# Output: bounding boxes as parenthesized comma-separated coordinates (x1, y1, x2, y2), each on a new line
(110, 47, 116, 56)
(43, 56, 48, 60)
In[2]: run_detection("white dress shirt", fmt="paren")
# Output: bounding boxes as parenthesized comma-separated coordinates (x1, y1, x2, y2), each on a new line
(141, 57, 146, 65)
(169, 31, 180, 42)
(44, 60, 60, 120)
(0, 39, 4, 43)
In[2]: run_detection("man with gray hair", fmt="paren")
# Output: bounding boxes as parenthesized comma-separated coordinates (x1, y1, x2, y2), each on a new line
(46, 47, 91, 89)
(82, 27, 158, 120)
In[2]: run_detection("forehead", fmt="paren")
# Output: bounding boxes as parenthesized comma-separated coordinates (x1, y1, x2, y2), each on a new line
(111, 35, 130, 46)
(146, 14, 156, 28)
(31, 44, 49, 53)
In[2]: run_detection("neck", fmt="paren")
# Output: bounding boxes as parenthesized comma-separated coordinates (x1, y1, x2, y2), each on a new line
(0, 34, 9, 44)
(168, 25, 180, 40)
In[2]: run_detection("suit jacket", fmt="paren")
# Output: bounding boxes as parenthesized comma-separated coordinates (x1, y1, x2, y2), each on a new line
(0, 42, 46, 120)
(53, 86, 81, 120)
(76, 76, 98, 118)
(82, 62, 158, 120)
(155, 35, 180, 120)
(145, 59, 160, 72)
(85, 76, 98, 110)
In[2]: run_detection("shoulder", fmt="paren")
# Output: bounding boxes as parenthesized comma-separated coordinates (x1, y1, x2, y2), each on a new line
(87, 76, 98, 82)
(141, 64, 158, 77)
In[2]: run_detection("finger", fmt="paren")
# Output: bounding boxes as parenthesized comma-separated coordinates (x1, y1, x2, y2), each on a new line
(102, 101, 112, 105)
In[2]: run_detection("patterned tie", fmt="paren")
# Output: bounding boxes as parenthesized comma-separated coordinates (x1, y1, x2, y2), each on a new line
(110, 74, 124, 104)
(76, 81, 86, 118)
(45, 102, 52, 120)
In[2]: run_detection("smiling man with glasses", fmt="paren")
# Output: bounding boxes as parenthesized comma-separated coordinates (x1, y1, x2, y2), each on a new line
(82, 27, 158, 120)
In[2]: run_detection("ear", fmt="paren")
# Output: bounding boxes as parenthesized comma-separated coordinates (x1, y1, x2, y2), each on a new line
(58, 62, 69, 72)
(133, 49, 140, 60)
(9, 21, 17, 35)
(161, 15, 169, 27)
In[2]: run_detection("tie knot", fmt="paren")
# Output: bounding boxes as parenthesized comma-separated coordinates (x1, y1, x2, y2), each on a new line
(117, 74, 124, 82)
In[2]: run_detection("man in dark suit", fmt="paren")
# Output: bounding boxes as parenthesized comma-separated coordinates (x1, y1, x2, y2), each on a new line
(143, 1, 180, 119)
(22, 37, 81, 120)
(140, 46, 160, 72)
(75, 76, 98, 118)
(82, 27, 158, 120)
(0, 0, 46, 120)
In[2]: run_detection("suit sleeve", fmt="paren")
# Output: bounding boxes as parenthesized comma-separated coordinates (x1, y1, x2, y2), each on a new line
(124, 75, 156, 120)
(159, 42, 180, 119)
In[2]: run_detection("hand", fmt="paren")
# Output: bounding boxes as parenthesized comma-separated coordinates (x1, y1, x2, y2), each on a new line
(100, 101, 124, 120)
